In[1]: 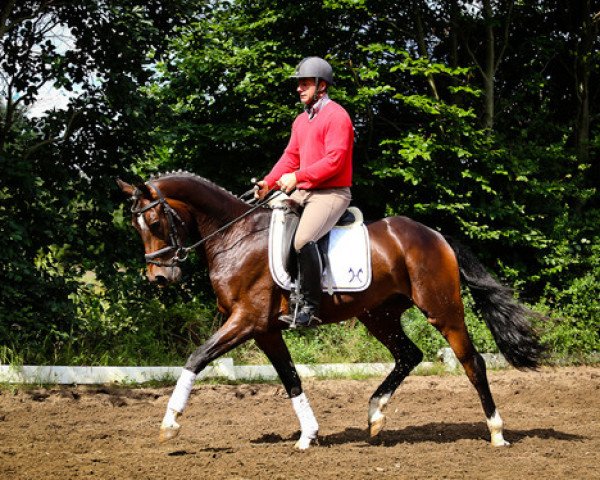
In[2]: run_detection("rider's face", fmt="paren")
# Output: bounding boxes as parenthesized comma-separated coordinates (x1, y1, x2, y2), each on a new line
(297, 78, 319, 106)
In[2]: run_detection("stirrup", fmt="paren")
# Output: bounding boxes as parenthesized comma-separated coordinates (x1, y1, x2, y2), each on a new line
(279, 289, 303, 327)
(279, 305, 321, 329)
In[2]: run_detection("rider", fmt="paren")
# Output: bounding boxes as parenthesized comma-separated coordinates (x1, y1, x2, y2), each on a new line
(255, 56, 354, 327)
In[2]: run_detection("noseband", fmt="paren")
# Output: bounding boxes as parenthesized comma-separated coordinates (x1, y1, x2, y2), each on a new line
(131, 182, 188, 267)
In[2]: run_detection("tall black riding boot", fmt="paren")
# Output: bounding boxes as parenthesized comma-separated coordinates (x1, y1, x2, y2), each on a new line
(280, 241, 322, 328)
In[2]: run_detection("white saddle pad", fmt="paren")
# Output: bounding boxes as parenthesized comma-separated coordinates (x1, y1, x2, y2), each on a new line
(268, 207, 372, 293)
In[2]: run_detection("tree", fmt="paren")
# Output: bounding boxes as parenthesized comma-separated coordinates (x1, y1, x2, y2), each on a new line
(570, 0, 599, 167)
(1, 0, 597, 363)
(0, 0, 192, 362)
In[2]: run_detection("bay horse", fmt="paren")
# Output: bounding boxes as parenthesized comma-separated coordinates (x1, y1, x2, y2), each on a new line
(117, 172, 543, 449)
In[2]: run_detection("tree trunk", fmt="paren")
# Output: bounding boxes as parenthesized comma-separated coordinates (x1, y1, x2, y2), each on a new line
(482, 0, 495, 130)
(573, 0, 596, 166)
(413, 0, 440, 101)
(448, 0, 461, 106)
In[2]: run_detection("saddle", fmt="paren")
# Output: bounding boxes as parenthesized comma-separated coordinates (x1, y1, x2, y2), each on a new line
(268, 198, 372, 294)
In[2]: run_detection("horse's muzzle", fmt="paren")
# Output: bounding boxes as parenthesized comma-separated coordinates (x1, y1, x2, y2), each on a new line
(148, 265, 182, 284)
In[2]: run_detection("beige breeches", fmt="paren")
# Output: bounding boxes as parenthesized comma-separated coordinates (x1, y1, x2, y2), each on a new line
(290, 187, 351, 251)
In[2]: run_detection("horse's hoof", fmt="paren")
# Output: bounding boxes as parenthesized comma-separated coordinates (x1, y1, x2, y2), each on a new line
(159, 424, 181, 443)
(491, 438, 511, 447)
(294, 434, 317, 450)
(369, 416, 386, 437)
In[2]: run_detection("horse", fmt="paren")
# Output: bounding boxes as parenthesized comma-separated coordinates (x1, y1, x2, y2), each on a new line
(117, 172, 544, 450)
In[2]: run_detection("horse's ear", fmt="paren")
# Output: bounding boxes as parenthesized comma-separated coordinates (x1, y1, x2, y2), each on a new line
(117, 178, 135, 197)
(116, 178, 136, 197)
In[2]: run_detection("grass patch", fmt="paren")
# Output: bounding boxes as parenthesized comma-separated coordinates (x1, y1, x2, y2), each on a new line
(5, 288, 595, 369)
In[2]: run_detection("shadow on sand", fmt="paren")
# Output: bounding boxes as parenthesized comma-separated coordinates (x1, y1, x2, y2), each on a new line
(252, 422, 586, 447)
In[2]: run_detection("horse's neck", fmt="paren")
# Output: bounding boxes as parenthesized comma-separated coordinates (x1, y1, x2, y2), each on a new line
(156, 176, 249, 235)
(204, 207, 271, 280)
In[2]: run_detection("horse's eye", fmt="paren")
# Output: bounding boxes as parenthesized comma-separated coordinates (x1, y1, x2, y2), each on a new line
(148, 220, 162, 235)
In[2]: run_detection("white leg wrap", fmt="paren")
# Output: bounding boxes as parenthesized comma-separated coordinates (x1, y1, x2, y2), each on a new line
(369, 394, 391, 424)
(487, 410, 510, 447)
(291, 393, 319, 450)
(167, 368, 197, 414)
(368, 394, 391, 437)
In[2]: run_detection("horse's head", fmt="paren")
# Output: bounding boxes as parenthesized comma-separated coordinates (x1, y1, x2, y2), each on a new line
(117, 179, 191, 284)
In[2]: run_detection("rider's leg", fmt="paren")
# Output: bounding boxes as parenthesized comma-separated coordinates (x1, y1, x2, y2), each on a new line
(280, 188, 350, 328)
(281, 241, 322, 327)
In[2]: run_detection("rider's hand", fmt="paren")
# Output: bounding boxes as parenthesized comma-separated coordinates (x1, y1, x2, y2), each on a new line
(277, 173, 297, 194)
(254, 180, 269, 199)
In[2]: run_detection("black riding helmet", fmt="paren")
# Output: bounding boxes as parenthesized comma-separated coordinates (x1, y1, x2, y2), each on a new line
(290, 56, 334, 102)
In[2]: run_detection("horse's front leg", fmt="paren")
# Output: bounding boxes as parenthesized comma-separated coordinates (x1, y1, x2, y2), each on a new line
(159, 312, 253, 443)
(255, 331, 319, 450)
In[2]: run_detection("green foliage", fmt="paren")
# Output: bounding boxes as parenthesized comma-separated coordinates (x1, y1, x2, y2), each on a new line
(7, 270, 219, 366)
(0, 1, 193, 364)
(142, 2, 306, 188)
(229, 322, 394, 365)
(231, 300, 501, 365)
(282, 322, 393, 364)
(400, 297, 498, 361)
(537, 239, 600, 360)
(0, 1, 598, 366)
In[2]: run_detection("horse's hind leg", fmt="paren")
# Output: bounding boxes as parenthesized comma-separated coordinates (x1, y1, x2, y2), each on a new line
(359, 304, 423, 437)
(428, 307, 509, 447)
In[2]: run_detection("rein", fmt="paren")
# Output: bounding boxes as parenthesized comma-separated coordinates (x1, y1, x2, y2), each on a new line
(132, 182, 281, 267)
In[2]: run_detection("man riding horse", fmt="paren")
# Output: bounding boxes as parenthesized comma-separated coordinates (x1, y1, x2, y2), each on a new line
(117, 55, 543, 450)
(255, 56, 354, 328)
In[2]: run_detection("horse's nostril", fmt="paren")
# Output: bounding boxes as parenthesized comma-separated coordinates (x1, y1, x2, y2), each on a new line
(155, 275, 169, 286)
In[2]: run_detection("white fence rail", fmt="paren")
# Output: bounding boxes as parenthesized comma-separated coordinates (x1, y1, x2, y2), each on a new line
(0, 349, 508, 385)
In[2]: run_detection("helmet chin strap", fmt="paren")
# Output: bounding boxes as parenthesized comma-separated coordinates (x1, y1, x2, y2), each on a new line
(310, 77, 328, 105)
(312, 76, 321, 103)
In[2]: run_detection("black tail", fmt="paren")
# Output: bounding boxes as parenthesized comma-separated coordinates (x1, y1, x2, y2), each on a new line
(445, 236, 545, 370)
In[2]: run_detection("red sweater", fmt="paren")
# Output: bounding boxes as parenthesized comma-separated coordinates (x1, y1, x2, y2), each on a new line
(264, 101, 353, 190)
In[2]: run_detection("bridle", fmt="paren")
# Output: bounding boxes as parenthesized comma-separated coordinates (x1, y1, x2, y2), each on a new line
(131, 181, 189, 267)
(131, 181, 282, 268)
